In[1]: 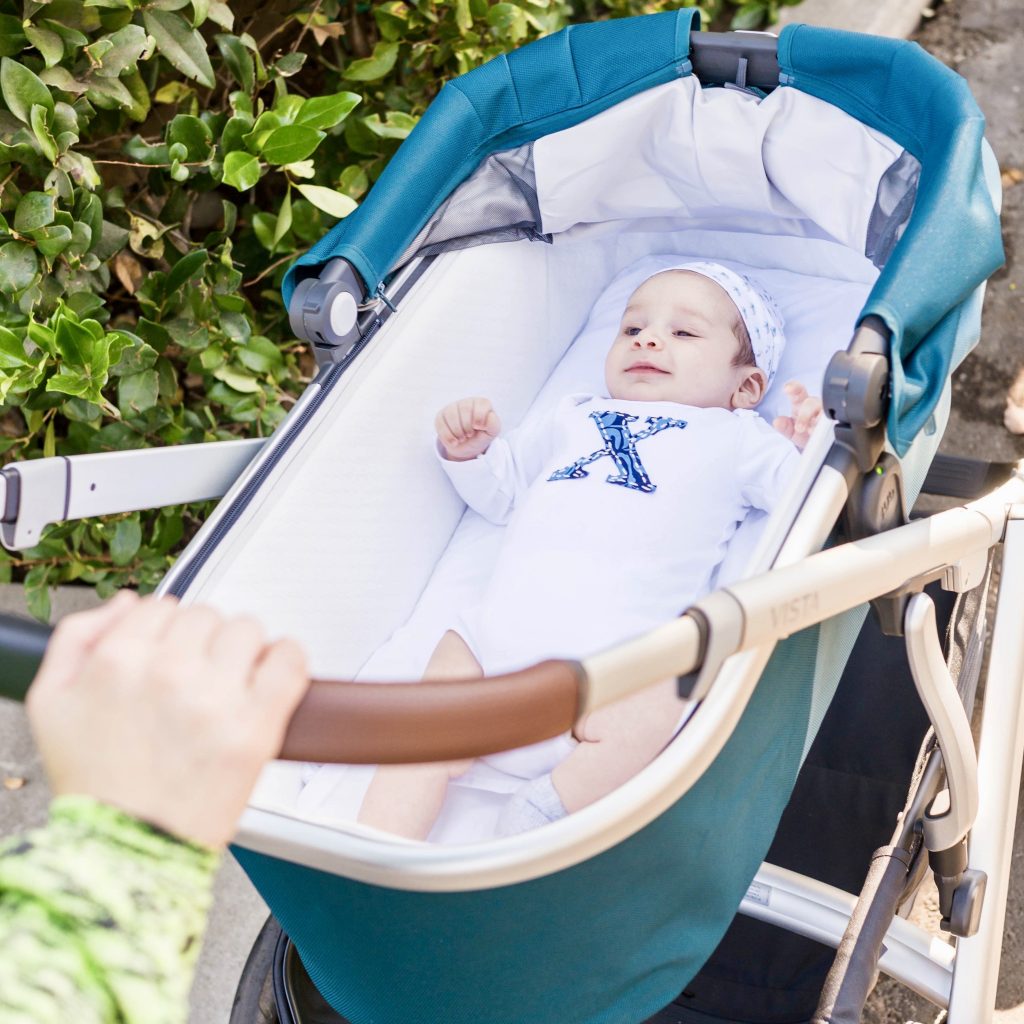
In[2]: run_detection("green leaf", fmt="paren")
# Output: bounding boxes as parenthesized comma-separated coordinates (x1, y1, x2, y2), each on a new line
(30, 223, 72, 258)
(165, 247, 208, 294)
(222, 150, 261, 190)
(24, 565, 52, 623)
(343, 41, 399, 82)
(0, 242, 38, 293)
(143, 9, 215, 88)
(0, 17, 27, 59)
(295, 183, 357, 219)
(165, 113, 212, 160)
(110, 517, 142, 565)
(94, 24, 152, 78)
(207, 1, 234, 29)
(362, 111, 418, 141)
(272, 188, 292, 246)
(0, 326, 30, 368)
(31, 103, 59, 162)
(274, 53, 306, 77)
(213, 364, 261, 393)
(125, 135, 170, 164)
(338, 164, 369, 199)
(1, 57, 55, 124)
(259, 124, 325, 165)
(488, 3, 529, 42)
(237, 335, 283, 374)
(25, 26, 65, 69)
(296, 92, 361, 131)
(215, 33, 254, 94)
(14, 192, 56, 233)
(455, 0, 473, 33)
(76, 192, 104, 250)
(118, 368, 159, 415)
(730, 1, 768, 29)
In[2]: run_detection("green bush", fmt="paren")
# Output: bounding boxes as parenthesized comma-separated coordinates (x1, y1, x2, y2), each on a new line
(0, 0, 797, 620)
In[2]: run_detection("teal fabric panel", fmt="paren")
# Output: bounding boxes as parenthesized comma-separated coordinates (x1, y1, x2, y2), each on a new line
(778, 25, 1003, 455)
(235, 627, 818, 1024)
(281, 9, 697, 305)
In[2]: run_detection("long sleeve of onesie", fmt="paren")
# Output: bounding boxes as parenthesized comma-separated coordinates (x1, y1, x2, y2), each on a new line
(437, 400, 562, 525)
(0, 795, 218, 1024)
(734, 411, 803, 513)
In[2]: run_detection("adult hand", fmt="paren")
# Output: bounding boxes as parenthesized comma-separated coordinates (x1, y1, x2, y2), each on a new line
(26, 592, 309, 850)
(436, 397, 501, 461)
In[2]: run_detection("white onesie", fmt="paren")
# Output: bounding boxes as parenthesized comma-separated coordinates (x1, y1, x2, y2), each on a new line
(442, 394, 799, 674)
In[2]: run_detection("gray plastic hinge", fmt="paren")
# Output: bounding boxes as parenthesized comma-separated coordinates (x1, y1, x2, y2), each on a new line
(823, 315, 891, 474)
(288, 258, 364, 366)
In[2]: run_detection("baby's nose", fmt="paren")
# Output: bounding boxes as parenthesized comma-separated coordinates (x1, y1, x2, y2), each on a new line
(634, 332, 662, 348)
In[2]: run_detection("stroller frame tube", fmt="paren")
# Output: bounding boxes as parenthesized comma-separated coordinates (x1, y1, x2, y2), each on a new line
(0, 438, 265, 550)
(946, 509, 1024, 1021)
(740, 863, 954, 1007)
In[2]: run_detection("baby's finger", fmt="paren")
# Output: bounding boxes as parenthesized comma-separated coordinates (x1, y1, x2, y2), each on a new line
(442, 407, 464, 442)
(795, 397, 823, 430)
(785, 381, 808, 408)
(456, 399, 475, 437)
(773, 415, 795, 440)
(483, 409, 501, 437)
(470, 398, 493, 430)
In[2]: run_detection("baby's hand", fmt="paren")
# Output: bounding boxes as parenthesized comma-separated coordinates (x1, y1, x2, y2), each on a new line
(773, 381, 823, 451)
(436, 397, 501, 462)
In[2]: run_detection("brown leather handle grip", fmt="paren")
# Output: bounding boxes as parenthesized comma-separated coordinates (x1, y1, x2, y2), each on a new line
(278, 659, 585, 764)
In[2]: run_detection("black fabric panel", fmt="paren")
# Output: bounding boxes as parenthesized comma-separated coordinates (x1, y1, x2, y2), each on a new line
(661, 586, 953, 1024)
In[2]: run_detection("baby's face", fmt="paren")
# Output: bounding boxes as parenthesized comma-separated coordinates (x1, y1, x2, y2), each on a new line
(604, 271, 761, 409)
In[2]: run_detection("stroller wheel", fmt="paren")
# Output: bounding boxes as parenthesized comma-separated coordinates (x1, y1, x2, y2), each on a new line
(233, 916, 353, 1024)
(230, 916, 281, 1024)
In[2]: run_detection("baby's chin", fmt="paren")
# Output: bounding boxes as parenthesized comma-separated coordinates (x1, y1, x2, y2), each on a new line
(608, 378, 699, 405)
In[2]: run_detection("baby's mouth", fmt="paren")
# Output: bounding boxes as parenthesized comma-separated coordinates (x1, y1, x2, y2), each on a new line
(626, 362, 670, 374)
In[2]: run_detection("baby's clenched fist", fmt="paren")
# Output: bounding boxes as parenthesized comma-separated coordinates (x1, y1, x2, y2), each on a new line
(436, 397, 502, 461)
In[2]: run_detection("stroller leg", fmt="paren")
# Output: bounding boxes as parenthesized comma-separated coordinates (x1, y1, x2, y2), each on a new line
(947, 512, 1024, 1020)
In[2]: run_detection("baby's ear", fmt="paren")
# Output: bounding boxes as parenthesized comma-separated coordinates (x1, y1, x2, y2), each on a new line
(731, 367, 767, 410)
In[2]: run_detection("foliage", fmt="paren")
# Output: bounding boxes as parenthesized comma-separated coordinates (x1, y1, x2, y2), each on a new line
(0, 0, 800, 621)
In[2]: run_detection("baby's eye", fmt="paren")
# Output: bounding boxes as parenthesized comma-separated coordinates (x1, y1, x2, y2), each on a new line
(624, 326, 641, 337)
(673, 329, 695, 338)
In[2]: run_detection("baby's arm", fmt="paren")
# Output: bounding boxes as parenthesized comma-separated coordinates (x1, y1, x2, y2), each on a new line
(772, 381, 823, 450)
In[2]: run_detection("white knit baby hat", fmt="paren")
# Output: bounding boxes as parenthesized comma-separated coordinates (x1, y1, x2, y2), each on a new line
(662, 261, 786, 388)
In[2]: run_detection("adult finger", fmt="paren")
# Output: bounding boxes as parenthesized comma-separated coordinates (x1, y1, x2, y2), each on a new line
(159, 603, 224, 659)
(246, 638, 310, 741)
(30, 590, 141, 696)
(90, 595, 182, 664)
(208, 615, 267, 684)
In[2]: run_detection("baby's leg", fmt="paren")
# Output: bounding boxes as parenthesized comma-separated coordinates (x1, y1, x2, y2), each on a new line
(552, 679, 684, 814)
(357, 631, 481, 839)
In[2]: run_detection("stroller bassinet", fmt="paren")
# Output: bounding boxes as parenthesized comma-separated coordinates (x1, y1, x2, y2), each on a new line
(1, 13, 1020, 1024)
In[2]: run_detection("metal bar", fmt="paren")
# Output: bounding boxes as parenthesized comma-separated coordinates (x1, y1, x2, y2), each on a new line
(0, 439, 265, 551)
(947, 509, 1024, 1021)
(740, 863, 954, 1008)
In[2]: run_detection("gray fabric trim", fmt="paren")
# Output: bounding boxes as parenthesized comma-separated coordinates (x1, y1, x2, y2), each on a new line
(865, 150, 921, 268)
(394, 143, 549, 271)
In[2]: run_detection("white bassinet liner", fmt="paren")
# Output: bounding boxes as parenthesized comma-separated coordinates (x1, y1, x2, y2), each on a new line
(247, 248, 876, 844)
(163, 78, 908, 846)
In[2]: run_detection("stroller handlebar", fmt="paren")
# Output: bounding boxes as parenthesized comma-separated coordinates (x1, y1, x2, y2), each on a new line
(0, 610, 585, 763)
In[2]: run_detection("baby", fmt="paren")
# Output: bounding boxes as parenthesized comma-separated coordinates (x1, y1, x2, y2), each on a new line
(358, 262, 822, 840)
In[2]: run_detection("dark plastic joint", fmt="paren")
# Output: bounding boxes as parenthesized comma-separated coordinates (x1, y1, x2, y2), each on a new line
(288, 258, 365, 367)
(823, 315, 891, 475)
(689, 30, 780, 90)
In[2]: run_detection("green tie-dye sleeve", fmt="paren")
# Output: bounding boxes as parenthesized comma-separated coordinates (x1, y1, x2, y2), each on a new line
(0, 795, 220, 1024)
